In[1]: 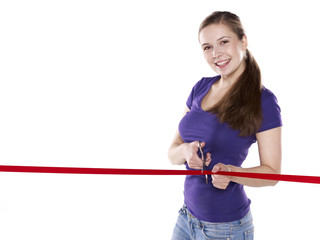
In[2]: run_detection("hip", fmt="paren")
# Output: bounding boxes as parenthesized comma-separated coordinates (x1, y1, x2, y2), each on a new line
(172, 204, 254, 240)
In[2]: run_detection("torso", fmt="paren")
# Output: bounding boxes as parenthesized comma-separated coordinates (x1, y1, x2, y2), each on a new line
(179, 76, 282, 223)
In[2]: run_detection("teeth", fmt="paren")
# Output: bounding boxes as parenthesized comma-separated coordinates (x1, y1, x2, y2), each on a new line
(216, 60, 230, 66)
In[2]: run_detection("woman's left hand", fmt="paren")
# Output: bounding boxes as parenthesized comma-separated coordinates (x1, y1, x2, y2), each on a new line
(211, 163, 231, 190)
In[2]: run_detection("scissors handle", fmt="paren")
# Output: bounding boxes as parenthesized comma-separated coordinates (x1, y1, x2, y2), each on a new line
(198, 141, 208, 183)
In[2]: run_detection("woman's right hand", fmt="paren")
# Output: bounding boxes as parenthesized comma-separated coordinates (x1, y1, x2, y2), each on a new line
(183, 141, 212, 169)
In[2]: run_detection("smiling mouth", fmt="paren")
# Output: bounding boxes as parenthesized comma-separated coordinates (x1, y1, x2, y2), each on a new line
(215, 59, 231, 67)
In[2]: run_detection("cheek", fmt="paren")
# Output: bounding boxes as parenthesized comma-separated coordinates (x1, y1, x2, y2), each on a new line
(204, 53, 213, 64)
(231, 46, 244, 61)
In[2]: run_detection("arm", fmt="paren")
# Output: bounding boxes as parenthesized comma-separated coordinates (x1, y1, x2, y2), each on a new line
(168, 106, 211, 168)
(212, 126, 282, 188)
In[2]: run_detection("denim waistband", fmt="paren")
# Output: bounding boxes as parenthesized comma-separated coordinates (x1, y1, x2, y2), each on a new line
(180, 204, 252, 227)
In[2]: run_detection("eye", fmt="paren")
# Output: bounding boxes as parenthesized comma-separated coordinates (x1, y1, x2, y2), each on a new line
(220, 40, 229, 45)
(203, 46, 212, 51)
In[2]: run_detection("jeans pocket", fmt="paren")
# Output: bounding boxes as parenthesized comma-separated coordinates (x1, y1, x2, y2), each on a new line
(244, 228, 254, 240)
(201, 225, 231, 240)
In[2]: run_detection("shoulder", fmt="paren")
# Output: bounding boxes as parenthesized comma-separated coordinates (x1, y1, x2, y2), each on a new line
(261, 86, 280, 108)
(261, 86, 277, 98)
(258, 86, 282, 133)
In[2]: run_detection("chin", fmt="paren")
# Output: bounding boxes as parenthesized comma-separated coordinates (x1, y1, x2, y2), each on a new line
(213, 70, 232, 78)
(211, 66, 233, 77)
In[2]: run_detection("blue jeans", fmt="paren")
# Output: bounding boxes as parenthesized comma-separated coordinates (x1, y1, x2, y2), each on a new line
(171, 205, 254, 240)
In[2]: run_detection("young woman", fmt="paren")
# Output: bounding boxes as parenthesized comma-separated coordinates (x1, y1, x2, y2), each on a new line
(169, 11, 282, 240)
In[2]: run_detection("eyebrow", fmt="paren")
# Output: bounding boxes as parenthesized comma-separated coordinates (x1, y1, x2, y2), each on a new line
(201, 36, 231, 47)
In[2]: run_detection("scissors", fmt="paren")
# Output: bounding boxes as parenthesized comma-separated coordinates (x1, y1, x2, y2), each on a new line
(198, 141, 208, 184)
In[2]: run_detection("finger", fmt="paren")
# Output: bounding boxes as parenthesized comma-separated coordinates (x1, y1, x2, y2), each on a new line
(212, 181, 227, 189)
(205, 153, 211, 166)
(185, 143, 203, 168)
(196, 141, 206, 155)
(193, 140, 203, 149)
(195, 153, 206, 167)
(216, 184, 228, 190)
(187, 160, 202, 169)
(212, 176, 229, 183)
(212, 163, 222, 173)
(212, 179, 228, 190)
(188, 163, 202, 169)
(188, 156, 205, 169)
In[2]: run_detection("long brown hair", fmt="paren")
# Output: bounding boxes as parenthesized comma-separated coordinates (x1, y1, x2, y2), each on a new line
(199, 11, 262, 136)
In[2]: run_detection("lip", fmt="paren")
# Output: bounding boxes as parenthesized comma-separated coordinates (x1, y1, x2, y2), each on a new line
(215, 59, 231, 68)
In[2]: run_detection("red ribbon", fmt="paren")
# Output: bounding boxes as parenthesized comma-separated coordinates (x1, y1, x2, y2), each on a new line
(1, 165, 320, 184)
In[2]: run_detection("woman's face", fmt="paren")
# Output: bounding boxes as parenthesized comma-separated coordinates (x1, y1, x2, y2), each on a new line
(199, 23, 247, 80)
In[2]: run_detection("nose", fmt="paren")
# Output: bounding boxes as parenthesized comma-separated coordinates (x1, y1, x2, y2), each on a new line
(212, 46, 222, 59)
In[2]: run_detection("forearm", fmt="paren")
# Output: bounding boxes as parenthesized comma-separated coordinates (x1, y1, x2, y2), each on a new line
(168, 143, 187, 165)
(228, 164, 281, 187)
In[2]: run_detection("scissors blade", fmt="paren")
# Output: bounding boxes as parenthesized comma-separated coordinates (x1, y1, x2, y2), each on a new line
(198, 141, 205, 174)
(199, 141, 208, 184)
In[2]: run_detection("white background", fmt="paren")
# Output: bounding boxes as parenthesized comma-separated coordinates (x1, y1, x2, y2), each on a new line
(1, 0, 320, 239)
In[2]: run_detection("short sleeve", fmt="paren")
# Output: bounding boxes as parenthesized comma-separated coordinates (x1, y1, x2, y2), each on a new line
(186, 78, 207, 109)
(258, 88, 282, 133)
(186, 87, 195, 109)
(186, 76, 220, 109)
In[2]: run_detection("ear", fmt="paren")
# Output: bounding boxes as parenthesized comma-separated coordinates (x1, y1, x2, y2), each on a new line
(241, 35, 248, 51)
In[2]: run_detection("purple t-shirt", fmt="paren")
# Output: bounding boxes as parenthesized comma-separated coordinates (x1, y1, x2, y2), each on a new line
(178, 76, 282, 222)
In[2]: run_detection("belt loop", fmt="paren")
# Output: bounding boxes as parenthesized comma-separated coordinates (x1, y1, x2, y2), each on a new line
(179, 205, 187, 215)
(199, 221, 203, 229)
(182, 204, 187, 215)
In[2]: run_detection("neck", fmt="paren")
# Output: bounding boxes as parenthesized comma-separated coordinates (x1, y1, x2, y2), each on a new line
(219, 59, 246, 89)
